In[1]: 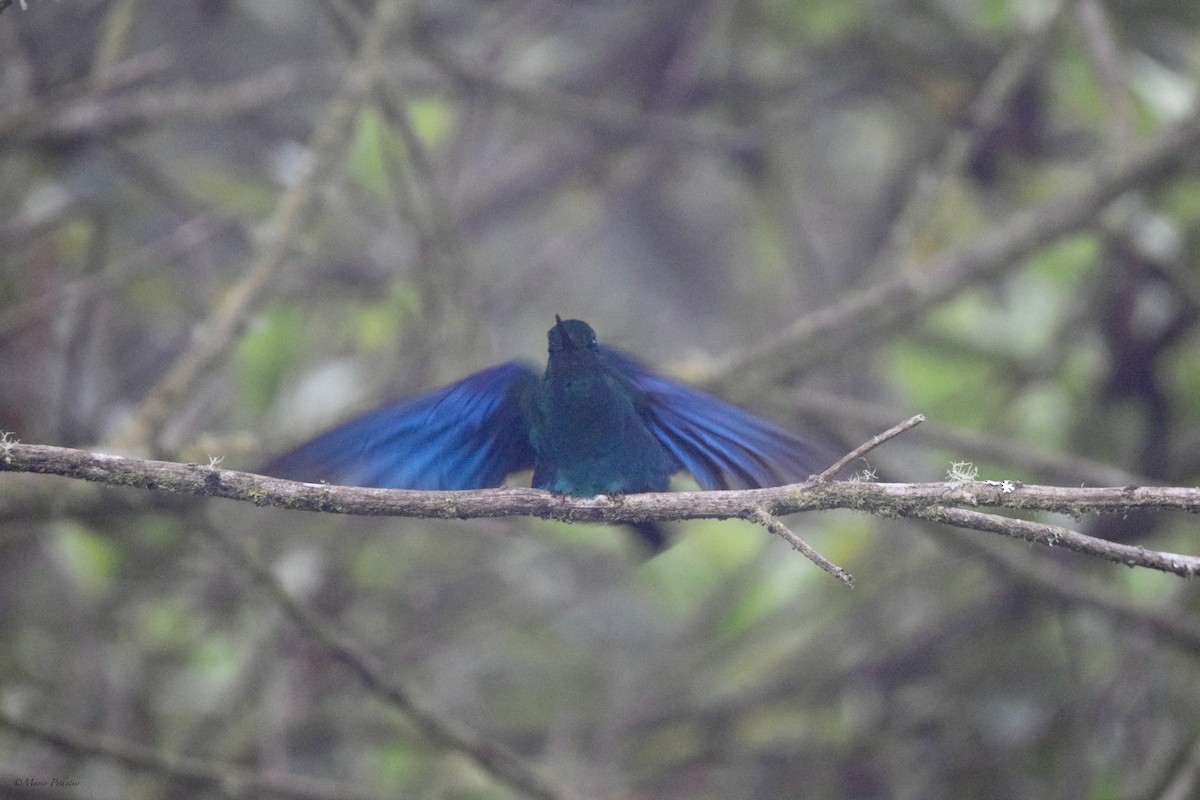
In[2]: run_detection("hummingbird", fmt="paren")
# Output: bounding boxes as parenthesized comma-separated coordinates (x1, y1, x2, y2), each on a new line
(264, 316, 828, 551)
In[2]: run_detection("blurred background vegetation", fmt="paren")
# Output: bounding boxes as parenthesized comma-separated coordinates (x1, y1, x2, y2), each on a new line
(3, 0, 1200, 798)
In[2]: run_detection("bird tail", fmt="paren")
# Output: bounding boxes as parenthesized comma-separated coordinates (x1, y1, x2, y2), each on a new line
(629, 521, 671, 555)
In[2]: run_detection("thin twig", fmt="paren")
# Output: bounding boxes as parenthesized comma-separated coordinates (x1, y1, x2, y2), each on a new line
(812, 413, 924, 481)
(747, 508, 853, 586)
(786, 388, 1141, 486)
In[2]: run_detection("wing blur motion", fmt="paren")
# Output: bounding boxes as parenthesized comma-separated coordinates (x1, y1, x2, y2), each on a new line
(602, 348, 830, 490)
(263, 362, 540, 490)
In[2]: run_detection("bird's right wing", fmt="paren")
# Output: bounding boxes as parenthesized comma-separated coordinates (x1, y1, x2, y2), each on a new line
(262, 361, 540, 490)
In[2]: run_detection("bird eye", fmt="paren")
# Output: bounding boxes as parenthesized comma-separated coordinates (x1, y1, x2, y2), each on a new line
(587, 339, 598, 350)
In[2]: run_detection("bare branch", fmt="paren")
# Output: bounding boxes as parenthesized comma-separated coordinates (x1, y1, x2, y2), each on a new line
(746, 508, 854, 586)
(3, 440, 1199, 577)
(909, 506, 1198, 578)
(813, 413, 924, 481)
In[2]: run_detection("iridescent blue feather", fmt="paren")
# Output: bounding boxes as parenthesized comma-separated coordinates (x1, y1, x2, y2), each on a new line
(264, 362, 538, 490)
(601, 348, 827, 490)
(265, 322, 829, 510)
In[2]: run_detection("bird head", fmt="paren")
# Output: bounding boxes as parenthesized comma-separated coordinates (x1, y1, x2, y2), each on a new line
(546, 316, 604, 383)
(548, 315, 599, 354)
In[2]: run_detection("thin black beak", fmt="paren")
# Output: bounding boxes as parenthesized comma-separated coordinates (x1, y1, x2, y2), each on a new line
(554, 314, 575, 350)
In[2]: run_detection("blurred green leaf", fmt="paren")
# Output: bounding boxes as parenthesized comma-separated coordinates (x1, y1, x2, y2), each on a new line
(1164, 176, 1200, 222)
(235, 304, 305, 414)
(1005, 384, 1073, 451)
(50, 521, 118, 596)
(347, 107, 396, 198)
(1053, 44, 1107, 124)
(142, 599, 192, 649)
(687, 517, 762, 567)
(352, 280, 422, 352)
(1167, 342, 1200, 420)
(977, 0, 1016, 30)
(717, 571, 788, 638)
(371, 741, 421, 787)
(1027, 235, 1099, 286)
(347, 100, 453, 200)
(762, 0, 863, 40)
(638, 533, 725, 616)
(889, 339, 999, 429)
(185, 167, 278, 216)
(408, 96, 454, 148)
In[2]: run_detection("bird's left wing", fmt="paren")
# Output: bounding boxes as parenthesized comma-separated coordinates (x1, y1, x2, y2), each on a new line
(263, 361, 540, 490)
(603, 347, 830, 490)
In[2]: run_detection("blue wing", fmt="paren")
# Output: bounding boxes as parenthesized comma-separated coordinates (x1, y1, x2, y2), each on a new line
(263, 361, 539, 489)
(603, 348, 830, 489)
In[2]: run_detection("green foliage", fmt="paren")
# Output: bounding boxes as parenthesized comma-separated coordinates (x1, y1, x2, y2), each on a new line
(56, 218, 94, 266)
(234, 304, 306, 414)
(49, 521, 119, 596)
(7, 1, 1200, 798)
(1163, 176, 1200, 222)
(1028, 235, 1099, 286)
(540, 518, 627, 552)
(347, 107, 398, 199)
(408, 96, 454, 148)
(889, 337, 1001, 430)
(976, 0, 1017, 31)
(351, 280, 423, 352)
(1052, 42, 1108, 125)
(347, 99, 455, 199)
(370, 741, 422, 788)
(141, 598, 194, 650)
(714, 551, 811, 639)
(185, 167, 279, 217)
(760, 0, 863, 40)
(686, 517, 763, 567)
(1166, 340, 1200, 420)
(183, 635, 242, 699)
(638, 540, 722, 615)
(1005, 383, 1074, 451)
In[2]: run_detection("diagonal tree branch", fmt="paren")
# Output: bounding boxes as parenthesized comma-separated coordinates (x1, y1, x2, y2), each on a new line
(703, 103, 1200, 388)
(195, 518, 571, 800)
(862, 0, 1075, 280)
(746, 507, 854, 586)
(107, 0, 408, 455)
